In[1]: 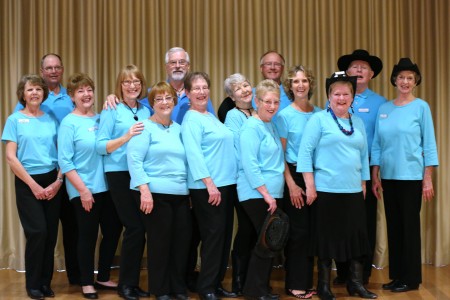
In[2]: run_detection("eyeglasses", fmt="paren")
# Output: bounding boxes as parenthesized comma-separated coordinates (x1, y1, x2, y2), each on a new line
(122, 80, 141, 86)
(397, 75, 415, 82)
(154, 96, 174, 103)
(42, 66, 63, 72)
(167, 60, 189, 67)
(259, 99, 280, 106)
(190, 86, 209, 93)
(261, 62, 284, 68)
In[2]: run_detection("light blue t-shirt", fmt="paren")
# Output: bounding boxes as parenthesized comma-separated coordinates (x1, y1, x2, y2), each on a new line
(58, 113, 108, 200)
(252, 84, 290, 122)
(2, 111, 58, 175)
(127, 119, 189, 195)
(237, 117, 285, 201)
(275, 104, 322, 163)
(370, 98, 439, 180)
(224, 108, 249, 161)
(96, 102, 151, 172)
(297, 110, 369, 193)
(181, 110, 237, 189)
(13, 85, 74, 124)
(140, 91, 216, 125)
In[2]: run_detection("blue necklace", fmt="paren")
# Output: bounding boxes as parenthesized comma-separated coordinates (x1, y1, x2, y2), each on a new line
(328, 107, 354, 136)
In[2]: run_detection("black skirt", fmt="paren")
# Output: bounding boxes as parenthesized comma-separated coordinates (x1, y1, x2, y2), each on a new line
(311, 191, 370, 261)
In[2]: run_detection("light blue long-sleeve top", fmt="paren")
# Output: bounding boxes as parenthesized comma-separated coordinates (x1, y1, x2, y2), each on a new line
(275, 104, 322, 163)
(127, 119, 189, 195)
(370, 98, 439, 180)
(140, 91, 216, 124)
(252, 84, 290, 122)
(2, 111, 58, 175)
(224, 108, 249, 161)
(96, 102, 151, 172)
(297, 110, 370, 193)
(13, 85, 74, 124)
(181, 110, 237, 189)
(58, 113, 108, 200)
(237, 117, 285, 201)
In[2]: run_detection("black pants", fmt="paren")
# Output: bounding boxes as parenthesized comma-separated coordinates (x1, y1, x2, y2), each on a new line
(133, 192, 192, 296)
(383, 179, 422, 286)
(15, 169, 61, 289)
(106, 171, 145, 287)
(190, 184, 235, 294)
(241, 198, 277, 297)
(72, 192, 122, 286)
(283, 164, 314, 290)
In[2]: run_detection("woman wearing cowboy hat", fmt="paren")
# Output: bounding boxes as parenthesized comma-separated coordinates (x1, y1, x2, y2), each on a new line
(371, 58, 439, 293)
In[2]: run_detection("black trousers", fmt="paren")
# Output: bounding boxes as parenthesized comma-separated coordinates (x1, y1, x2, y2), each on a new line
(241, 198, 277, 297)
(190, 184, 235, 294)
(283, 164, 314, 290)
(132, 192, 192, 296)
(383, 179, 422, 286)
(106, 172, 145, 287)
(15, 169, 61, 289)
(72, 192, 122, 286)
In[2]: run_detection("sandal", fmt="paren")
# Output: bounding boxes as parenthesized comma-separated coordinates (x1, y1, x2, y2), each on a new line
(306, 289, 317, 295)
(286, 289, 312, 299)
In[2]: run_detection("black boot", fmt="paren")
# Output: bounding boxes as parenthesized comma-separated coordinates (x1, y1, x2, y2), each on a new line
(346, 259, 377, 299)
(231, 251, 249, 296)
(317, 258, 335, 300)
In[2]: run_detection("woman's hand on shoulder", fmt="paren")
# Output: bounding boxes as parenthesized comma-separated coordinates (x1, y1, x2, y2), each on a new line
(126, 122, 145, 139)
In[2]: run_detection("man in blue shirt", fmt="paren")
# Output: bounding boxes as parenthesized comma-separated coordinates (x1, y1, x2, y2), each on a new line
(333, 49, 387, 286)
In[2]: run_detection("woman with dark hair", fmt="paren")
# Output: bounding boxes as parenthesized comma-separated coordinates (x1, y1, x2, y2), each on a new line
(127, 82, 192, 300)
(96, 65, 151, 300)
(275, 65, 321, 299)
(2, 75, 61, 299)
(58, 73, 122, 299)
(371, 58, 438, 293)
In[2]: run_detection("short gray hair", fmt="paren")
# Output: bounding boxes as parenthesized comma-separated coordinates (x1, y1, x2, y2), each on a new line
(224, 73, 249, 97)
(165, 47, 190, 64)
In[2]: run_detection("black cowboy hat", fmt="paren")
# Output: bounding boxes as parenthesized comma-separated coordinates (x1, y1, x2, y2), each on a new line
(390, 57, 422, 86)
(325, 71, 358, 97)
(337, 49, 383, 78)
(254, 208, 289, 258)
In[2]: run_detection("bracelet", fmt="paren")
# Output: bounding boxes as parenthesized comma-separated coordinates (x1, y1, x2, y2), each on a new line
(56, 177, 64, 183)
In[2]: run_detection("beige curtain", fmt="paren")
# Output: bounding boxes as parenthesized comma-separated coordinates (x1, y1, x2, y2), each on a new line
(1, 0, 449, 270)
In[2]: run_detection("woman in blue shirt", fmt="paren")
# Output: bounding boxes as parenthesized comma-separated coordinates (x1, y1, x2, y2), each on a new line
(58, 73, 122, 299)
(127, 82, 191, 300)
(96, 65, 151, 299)
(371, 58, 439, 293)
(223, 73, 257, 296)
(181, 72, 237, 300)
(2, 75, 62, 300)
(297, 72, 377, 300)
(237, 79, 284, 300)
(275, 65, 321, 299)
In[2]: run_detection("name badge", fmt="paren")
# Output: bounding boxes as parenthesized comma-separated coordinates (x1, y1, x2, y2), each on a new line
(358, 108, 369, 113)
(18, 119, 30, 123)
(88, 126, 98, 132)
(380, 114, 388, 119)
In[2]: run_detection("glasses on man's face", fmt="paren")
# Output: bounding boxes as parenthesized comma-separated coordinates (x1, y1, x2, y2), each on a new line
(154, 96, 174, 104)
(259, 99, 280, 107)
(261, 62, 283, 68)
(43, 66, 63, 72)
(122, 80, 141, 87)
(167, 60, 188, 67)
(191, 86, 209, 94)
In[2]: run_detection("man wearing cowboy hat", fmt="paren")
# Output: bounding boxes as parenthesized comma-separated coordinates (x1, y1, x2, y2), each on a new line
(333, 49, 387, 286)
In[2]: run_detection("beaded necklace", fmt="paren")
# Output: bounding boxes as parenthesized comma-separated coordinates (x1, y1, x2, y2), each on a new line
(328, 107, 354, 136)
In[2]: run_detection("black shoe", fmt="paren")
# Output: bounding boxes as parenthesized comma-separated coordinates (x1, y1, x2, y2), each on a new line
(41, 285, 55, 297)
(134, 286, 151, 297)
(26, 288, 44, 300)
(199, 293, 221, 300)
(332, 276, 346, 285)
(391, 283, 419, 293)
(172, 293, 190, 300)
(216, 286, 237, 298)
(82, 292, 99, 299)
(118, 285, 139, 300)
(94, 282, 118, 290)
(382, 279, 401, 290)
(156, 295, 171, 300)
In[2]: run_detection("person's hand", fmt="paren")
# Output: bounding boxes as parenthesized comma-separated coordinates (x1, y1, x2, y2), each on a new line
(140, 190, 154, 214)
(371, 178, 383, 200)
(288, 183, 305, 209)
(43, 180, 62, 200)
(422, 177, 434, 202)
(103, 94, 120, 110)
(30, 181, 46, 200)
(80, 189, 95, 212)
(263, 194, 277, 214)
(206, 183, 221, 206)
(127, 122, 145, 138)
(305, 185, 317, 205)
(362, 181, 367, 199)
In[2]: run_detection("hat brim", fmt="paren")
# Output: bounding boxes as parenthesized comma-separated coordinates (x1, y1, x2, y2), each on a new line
(326, 75, 358, 98)
(337, 54, 383, 78)
(390, 64, 422, 86)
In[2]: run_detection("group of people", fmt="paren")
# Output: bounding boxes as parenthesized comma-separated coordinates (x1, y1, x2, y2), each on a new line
(2, 47, 438, 300)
